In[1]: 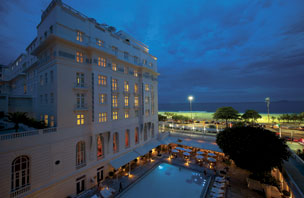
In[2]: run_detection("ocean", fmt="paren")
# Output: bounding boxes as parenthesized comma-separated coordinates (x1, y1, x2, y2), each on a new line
(158, 101, 304, 114)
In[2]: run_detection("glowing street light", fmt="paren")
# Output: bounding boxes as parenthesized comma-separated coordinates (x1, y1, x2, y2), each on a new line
(188, 96, 194, 120)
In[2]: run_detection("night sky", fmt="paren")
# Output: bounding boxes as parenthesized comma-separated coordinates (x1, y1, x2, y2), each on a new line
(1, 0, 304, 103)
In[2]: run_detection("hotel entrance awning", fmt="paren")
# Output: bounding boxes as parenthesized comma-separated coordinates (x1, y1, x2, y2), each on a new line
(109, 151, 139, 169)
(134, 140, 161, 156)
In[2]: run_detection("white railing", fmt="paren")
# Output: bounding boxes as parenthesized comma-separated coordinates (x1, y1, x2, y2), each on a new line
(0, 127, 57, 141)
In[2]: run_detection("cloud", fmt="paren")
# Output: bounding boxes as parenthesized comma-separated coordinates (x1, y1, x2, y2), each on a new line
(1, 0, 303, 103)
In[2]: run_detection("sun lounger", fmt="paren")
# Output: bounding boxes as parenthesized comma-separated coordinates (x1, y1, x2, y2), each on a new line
(213, 183, 225, 188)
(211, 187, 225, 194)
(210, 192, 224, 198)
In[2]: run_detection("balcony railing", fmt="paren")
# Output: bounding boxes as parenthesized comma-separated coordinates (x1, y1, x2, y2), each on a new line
(10, 185, 30, 198)
(73, 83, 88, 90)
(0, 127, 57, 141)
(74, 104, 88, 111)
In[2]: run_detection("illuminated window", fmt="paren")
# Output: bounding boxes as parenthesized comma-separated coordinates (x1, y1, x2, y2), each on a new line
(98, 113, 102, 123)
(124, 111, 129, 119)
(124, 81, 129, 92)
(76, 52, 83, 63)
(96, 39, 104, 46)
(44, 115, 48, 126)
(112, 95, 118, 107)
(134, 96, 139, 107)
(124, 96, 129, 107)
(112, 79, 118, 91)
(113, 132, 119, 153)
(97, 134, 104, 158)
(76, 141, 86, 166)
(50, 116, 54, 127)
(134, 70, 138, 77)
(143, 59, 147, 65)
(98, 75, 107, 86)
(98, 57, 106, 67)
(112, 111, 118, 120)
(11, 156, 30, 194)
(102, 112, 107, 122)
(152, 106, 155, 115)
(149, 63, 153, 67)
(99, 94, 106, 104)
(76, 31, 83, 42)
(125, 130, 130, 148)
(112, 63, 117, 71)
(134, 83, 138, 93)
(76, 73, 84, 87)
(135, 127, 139, 144)
(145, 84, 149, 91)
(77, 114, 84, 125)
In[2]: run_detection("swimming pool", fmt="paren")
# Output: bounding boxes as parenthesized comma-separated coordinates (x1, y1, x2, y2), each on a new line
(119, 163, 208, 198)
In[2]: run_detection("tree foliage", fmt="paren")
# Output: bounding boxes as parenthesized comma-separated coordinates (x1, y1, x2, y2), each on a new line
(6, 112, 29, 132)
(241, 109, 262, 125)
(216, 126, 290, 174)
(6, 112, 46, 131)
(213, 107, 239, 127)
(158, 114, 167, 121)
(172, 115, 190, 123)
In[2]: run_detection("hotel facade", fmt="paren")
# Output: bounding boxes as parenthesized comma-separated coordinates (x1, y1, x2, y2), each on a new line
(0, 0, 159, 197)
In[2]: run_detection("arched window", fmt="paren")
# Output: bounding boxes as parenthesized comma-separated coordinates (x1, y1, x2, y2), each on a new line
(97, 134, 104, 159)
(76, 141, 86, 167)
(11, 156, 30, 193)
(151, 123, 155, 137)
(113, 132, 119, 153)
(125, 130, 130, 148)
(144, 124, 147, 141)
(135, 127, 139, 144)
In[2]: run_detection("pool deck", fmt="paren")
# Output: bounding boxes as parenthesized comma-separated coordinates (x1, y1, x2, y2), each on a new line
(98, 153, 265, 198)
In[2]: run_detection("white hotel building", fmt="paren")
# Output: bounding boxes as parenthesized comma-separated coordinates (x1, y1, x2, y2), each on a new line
(0, 0, 159, 197)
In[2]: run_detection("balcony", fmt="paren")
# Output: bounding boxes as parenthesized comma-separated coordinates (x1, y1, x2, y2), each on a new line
(73, 83, 89, 90)
(74, 104, 88, 111)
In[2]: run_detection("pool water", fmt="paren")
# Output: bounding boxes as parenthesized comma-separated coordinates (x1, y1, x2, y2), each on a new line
(119, 163, 207, 198)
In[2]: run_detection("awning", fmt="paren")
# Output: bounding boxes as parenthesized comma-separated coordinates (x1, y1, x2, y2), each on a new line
(110, 151, 139, 169)
(134, 140, 161, 156)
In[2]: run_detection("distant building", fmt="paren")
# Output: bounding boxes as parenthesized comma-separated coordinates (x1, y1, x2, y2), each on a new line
(0, 0, 159, 197)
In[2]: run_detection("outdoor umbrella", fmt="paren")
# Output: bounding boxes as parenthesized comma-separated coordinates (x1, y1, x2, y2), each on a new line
(184, 148, 192, 152)
(197, 151, 204, 155)
(208, 153, 216, 157)
(208, 157, 216, 162)
(196, 155, 204, 159)
(172, 149, 179, 153)
(183, 152, 190, 156)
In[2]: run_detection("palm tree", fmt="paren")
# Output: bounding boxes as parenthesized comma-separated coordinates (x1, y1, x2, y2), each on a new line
(6, 112, 28, 132)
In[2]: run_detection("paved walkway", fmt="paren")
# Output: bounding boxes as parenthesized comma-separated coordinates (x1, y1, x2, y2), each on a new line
(225, 164, 264, 198)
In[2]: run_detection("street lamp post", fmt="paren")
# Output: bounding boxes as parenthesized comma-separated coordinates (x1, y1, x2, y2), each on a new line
(188, 96, 194, 131)
(265, 97, 270, 123)
(188, 96, 194, 120)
